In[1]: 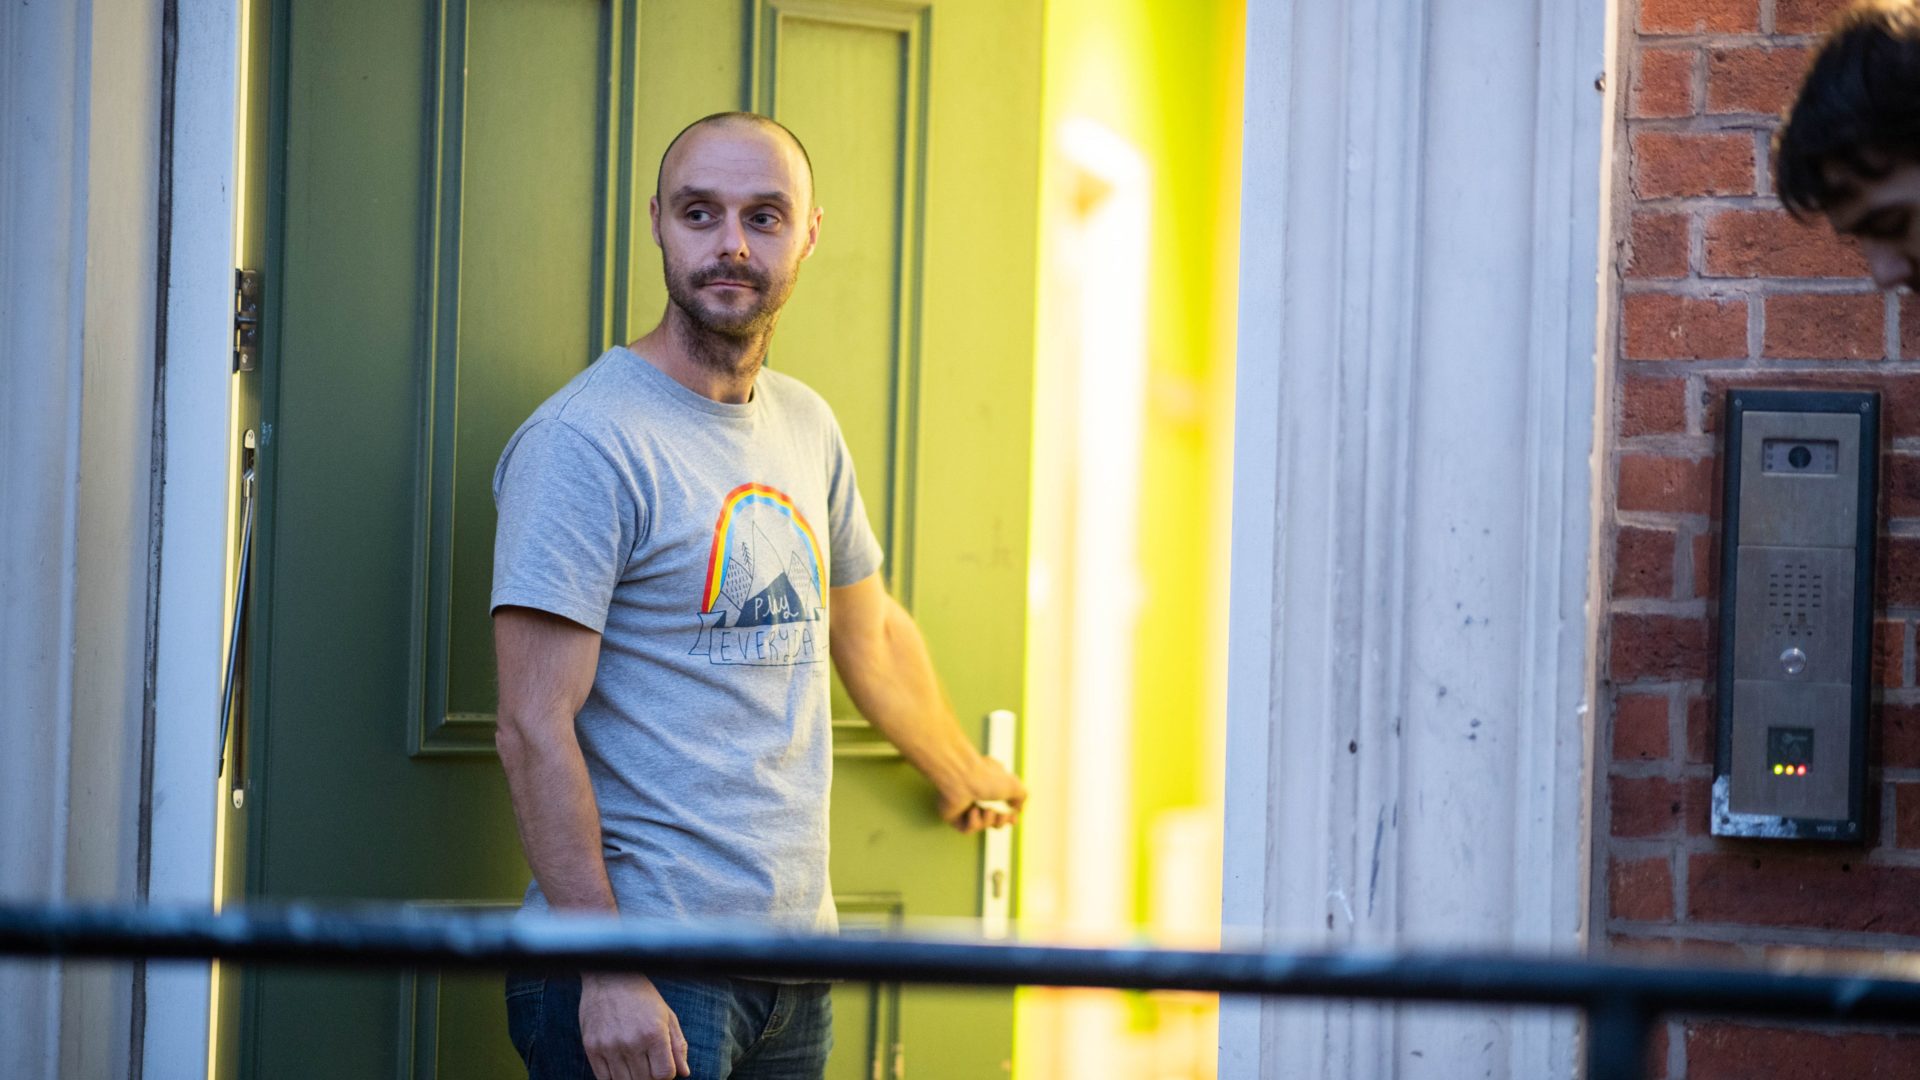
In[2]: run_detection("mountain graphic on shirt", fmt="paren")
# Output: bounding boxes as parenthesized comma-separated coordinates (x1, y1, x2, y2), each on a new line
(691, 483, 826, 666)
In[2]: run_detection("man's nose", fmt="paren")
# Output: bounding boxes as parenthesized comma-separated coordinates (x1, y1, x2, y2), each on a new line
(1863, 241, 1912, 290)
(716, 212, 751, 260)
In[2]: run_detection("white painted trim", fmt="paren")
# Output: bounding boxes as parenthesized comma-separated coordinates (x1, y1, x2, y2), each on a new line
(0, 1, 89, 1076)
(143, 0, 244, 1075)
(1216, 0, 1290, 1070)
(1221, 0, 1609, 1075)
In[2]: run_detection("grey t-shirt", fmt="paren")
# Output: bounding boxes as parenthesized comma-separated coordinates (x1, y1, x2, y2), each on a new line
(490, 346, 883, 932)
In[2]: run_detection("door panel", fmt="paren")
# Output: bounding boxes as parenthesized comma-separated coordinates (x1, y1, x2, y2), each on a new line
(244, 0, 1041, 1076)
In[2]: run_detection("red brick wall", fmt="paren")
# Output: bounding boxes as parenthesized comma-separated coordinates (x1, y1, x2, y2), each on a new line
(1606, 0, 1920, 1074)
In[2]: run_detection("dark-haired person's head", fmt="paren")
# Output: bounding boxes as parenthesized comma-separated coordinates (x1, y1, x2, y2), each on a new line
(1777, 0, 1920, 289)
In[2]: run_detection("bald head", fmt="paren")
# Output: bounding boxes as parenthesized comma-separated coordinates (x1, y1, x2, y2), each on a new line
(655, 112, 815, 212)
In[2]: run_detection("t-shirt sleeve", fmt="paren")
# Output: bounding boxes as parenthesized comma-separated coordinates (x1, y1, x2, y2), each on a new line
(490, 419, 642, 633)
(825, 419, 884, 589)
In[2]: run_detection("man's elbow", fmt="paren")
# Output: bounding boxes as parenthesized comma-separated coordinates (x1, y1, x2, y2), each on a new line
(494, 708, 558, 773)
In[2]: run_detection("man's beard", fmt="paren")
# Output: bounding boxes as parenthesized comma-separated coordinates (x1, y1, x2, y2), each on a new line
(664, 258, 797, 343)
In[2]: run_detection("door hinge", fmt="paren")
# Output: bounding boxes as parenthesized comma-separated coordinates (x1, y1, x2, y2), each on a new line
(234, 269, 262, 373)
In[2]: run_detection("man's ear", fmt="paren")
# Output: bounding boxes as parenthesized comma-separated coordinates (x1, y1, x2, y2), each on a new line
(802, 207, 823, 261)
(649, 195, 663, 247)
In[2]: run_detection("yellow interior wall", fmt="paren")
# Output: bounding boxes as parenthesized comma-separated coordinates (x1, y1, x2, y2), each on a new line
(1018, 0, 1243, 1072)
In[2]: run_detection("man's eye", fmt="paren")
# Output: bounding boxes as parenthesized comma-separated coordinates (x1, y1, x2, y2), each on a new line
(749, 214, 780, 228)
(686, 209, 714, 223)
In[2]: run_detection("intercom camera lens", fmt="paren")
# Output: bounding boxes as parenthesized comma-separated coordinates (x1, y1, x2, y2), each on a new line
(1789, 445, 1812, 469)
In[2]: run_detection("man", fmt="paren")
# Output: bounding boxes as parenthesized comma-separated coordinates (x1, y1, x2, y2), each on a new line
(1778, 0, 1920, 288)
(490, 112, 1027, 1080)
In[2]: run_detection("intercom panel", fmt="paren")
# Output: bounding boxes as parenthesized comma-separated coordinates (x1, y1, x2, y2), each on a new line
(1712, 390, 1878, 841)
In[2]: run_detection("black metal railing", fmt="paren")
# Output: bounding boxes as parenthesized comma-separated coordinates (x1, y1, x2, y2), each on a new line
(5, 901, 1919, 1079)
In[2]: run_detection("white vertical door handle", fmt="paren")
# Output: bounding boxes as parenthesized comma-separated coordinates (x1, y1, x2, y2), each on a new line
(979, 709, 1017, 939)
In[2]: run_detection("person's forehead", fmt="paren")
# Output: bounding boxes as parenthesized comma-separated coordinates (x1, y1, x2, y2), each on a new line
(662, 124, 808, 199)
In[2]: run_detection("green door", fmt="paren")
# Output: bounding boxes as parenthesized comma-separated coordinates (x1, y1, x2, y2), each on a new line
(230, 1, 1043, 1077)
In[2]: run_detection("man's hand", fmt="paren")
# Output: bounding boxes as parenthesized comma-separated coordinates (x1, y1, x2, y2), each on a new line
(579, 974, 690, 1080)
(936, 753, 1028, 833)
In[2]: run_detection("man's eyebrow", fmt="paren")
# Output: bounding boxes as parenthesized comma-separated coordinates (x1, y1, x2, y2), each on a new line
(666, 185, 795, 210)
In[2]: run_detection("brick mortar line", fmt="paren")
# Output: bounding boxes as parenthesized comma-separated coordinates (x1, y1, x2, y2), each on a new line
(1648, 831, 1920, 859)
(1605, 922, 1920, 960)
(1612, 917, 1920, 951)
(1634, 32, 1824, 48)
(1627, 275, 1880, 291)
(1667, 686, 1690, 771)
(1613, 679, 1715, 694)
(1688, 198, 1706, 276)
(1610, 598, 1713, 616)
(1691, 45, 1709, 123)
(1888, 291, 1902, 363)
(1619, 358, 1918, 373)
(1612, 676, 1720, 691)
(1675, 517, 1703, 602)
(1614, 435, 1716, 453)
(1673, 836, 1690, 940)
(1612, 442, 1712, 456)
(1609, 760, 1708, 779)
(1612, 517, 1713, 535)
(1906, 603, 1917, 691)
(1628, 114, 1780, 134)
(1599, 608, 1920, 621)
(1622, 278, 1882, 296)
(1608, 836, 1682, 858)
(1753, 130, 1775, 199)
(1632, 195, 1785, 210)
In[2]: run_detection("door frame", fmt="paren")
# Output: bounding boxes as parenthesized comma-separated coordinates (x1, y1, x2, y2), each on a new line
(1219, 0, 1612, 1076)
(142, 0, 248, 1075)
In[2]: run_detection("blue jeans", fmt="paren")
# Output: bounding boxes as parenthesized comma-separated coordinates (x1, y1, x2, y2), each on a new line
(505, 972, 833, 1080)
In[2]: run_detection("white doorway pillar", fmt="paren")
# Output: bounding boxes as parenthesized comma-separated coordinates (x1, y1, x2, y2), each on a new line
(1220, 0, 1612, 1076)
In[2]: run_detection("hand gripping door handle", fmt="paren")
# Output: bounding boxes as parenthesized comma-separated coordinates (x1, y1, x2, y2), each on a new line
(218, 445, 257, 781)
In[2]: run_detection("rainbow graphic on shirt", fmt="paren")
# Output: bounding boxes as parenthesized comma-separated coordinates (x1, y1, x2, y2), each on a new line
(689, 482, 827, 667)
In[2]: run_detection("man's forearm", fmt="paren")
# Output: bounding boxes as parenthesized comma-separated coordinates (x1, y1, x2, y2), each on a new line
(839, 601, 979, 790)
(497, 716, 619, 914)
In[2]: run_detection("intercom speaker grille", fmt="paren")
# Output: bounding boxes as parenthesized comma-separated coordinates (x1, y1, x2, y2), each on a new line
(1765, 559, 1824, 641)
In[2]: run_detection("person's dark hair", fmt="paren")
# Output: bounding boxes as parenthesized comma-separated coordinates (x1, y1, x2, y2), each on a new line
(655, 111, 815, 207)
(1777, 0, 1920, 216)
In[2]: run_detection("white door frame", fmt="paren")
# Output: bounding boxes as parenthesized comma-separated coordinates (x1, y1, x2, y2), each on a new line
(2, 0, 238, 1077)
(1219, 0, 1613, 1076)
(145, 0, 246, 1075)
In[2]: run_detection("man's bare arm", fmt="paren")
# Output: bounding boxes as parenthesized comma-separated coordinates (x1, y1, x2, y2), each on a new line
(828, 574, 1026, 832)
(493, 606, 618, 912)
(493, 605, 688, 1080)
